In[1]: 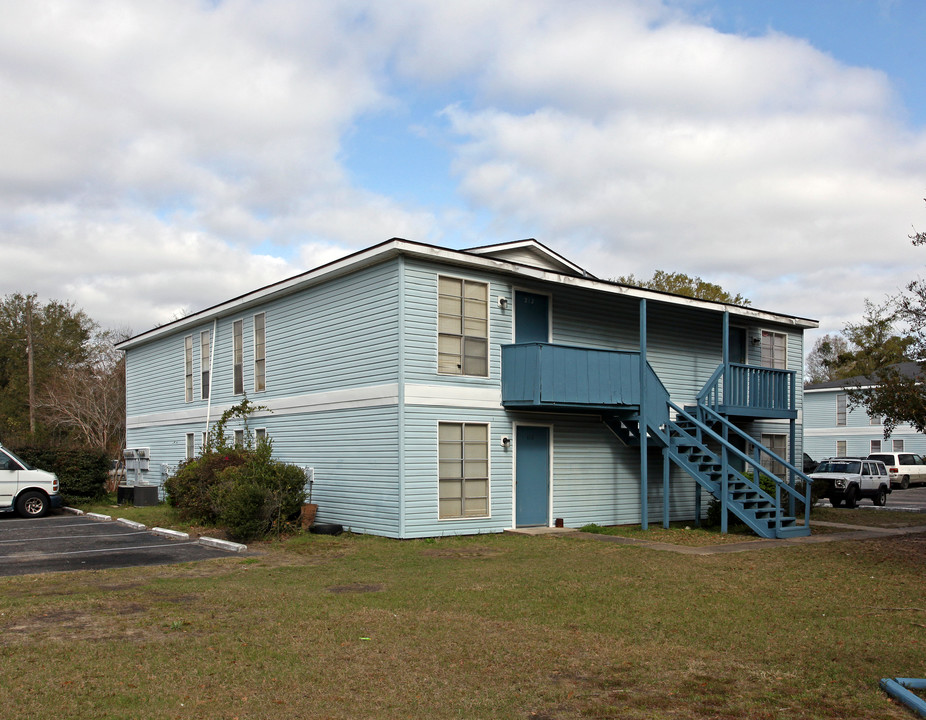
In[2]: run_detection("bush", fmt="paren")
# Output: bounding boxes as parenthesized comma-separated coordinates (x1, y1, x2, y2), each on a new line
(209, 443, 308, 541)
(165, 441, 307, 541)
(11, 446, 109, 502)
(164, 449, 250, 522)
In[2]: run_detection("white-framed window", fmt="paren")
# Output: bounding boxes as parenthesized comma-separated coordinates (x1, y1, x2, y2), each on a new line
(200, 330, 211, 400)
(233, 320, 244, 395)
(438, 422, 489, 518)
(438, 276, 488, 376)
(760, 330, 787, 369)
(254, 312, 266, 392)
(836, 440, 847, 456)
(836, 393, 847, 426)
(255, 428, 267, 443)
(870, 413, 881, 426)
(184, 335, 194, 403)
(871, 439, 882, 453)
(185, 433, 195, 460)
(234, 429, 244, 448)
(893, 439, 904, 452)
(202, 432, 207, 450)
(761, 433, 787, 478)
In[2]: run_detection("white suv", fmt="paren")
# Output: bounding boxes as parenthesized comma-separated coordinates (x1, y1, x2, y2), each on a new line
(810, 457, 892, 509)
(0, 445, 63, 518)
(867, 452, 926, 490)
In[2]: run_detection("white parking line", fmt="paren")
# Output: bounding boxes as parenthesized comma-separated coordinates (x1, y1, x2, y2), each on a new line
(22, 541, 202, 558)
(0, 530, 148, 544)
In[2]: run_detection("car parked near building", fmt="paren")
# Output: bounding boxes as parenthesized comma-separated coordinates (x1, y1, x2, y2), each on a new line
(0, 444, 63, 518)
(867, 452, 926, 490)
(810, 457, 891, 508)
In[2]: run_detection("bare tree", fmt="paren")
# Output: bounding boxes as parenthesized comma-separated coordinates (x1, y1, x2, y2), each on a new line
(36, 328, 128, 457)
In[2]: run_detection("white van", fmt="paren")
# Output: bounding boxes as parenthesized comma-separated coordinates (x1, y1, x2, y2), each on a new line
(0, 445, 63, 518)
(867, 452, 926, 490)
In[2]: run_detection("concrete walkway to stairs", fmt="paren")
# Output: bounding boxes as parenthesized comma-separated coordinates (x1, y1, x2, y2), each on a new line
(505, 520, 926, 555)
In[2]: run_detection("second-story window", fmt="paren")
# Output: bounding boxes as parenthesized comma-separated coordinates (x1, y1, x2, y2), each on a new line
(438, 276, 488, 376)
(233, 320, 244, 394)
(836, 393, 847, 426)
(254, 313, 266, 392)
(200, 330, 211, 400)
(184, 335, 193, 403)
(760, 330, 786, 369)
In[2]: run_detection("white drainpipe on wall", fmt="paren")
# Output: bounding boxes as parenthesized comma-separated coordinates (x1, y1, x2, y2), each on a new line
(204, 318, 217, 438)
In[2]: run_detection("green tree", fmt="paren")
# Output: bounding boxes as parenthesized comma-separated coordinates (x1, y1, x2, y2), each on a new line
(614, 270, 750, 305)
(847, 201, 926, 434)
(0, 294, 96, 444)
(805, 334, 850, 384)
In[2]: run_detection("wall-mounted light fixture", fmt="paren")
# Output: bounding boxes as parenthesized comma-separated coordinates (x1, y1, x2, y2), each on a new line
(750, 336, 762, 346)
(501, 436, 511, 448)
(498, 296, 509, 309)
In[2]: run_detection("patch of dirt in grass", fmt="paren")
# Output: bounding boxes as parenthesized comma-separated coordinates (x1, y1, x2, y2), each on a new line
(327, 583, 384, 594)
(853, 532, 926, 569)
(420, 546, 503, 558)
(812, 507, 926, 528)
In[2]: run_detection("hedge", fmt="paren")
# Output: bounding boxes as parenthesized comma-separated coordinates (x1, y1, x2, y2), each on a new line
(11, 446, 109, 502)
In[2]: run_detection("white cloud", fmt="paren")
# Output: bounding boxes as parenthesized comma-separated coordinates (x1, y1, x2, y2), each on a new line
(1, 0, 925, 348)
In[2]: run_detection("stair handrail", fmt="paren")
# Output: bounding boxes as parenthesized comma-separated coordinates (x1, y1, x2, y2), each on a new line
(695, 364, 725, 412)
(668, 401, 813, 531)
(694, 403, 813, 530)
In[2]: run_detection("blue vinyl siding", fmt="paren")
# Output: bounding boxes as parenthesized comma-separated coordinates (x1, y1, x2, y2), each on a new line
(803, 387, 926, 460)
(125, 260, 403, 531)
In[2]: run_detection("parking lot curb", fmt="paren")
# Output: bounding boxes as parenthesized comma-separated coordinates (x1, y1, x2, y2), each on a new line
(86, 512, 112, 521)
(152, 527, 190, 540)
(117, 518, 147, 530)
(199, 536, 248, 552)
(63, 507, 84, 515)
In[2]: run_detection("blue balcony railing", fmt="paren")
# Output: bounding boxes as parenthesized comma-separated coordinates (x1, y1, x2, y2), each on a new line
(697, 362, 796, 417)
(501, 343, 642, 407)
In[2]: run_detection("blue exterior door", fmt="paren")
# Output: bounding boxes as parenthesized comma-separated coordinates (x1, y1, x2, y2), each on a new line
(515, 291, 549, 343)
(516, 425, 550, 527)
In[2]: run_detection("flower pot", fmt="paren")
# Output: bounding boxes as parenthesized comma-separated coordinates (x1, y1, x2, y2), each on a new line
(300, 503, 318, 529)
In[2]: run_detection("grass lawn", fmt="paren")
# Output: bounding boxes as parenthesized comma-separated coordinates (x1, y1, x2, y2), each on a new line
(1, 513, 923, 719)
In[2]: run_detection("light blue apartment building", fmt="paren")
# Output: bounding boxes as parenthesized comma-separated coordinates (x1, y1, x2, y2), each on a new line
(118, 239, 818, 538)
(804, 362, 926, 461)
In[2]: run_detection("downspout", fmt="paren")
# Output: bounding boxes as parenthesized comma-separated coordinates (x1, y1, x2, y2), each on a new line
(397, 256, 406, 539)
(204, 319, 217, 439)
(639, 298, 648, 530)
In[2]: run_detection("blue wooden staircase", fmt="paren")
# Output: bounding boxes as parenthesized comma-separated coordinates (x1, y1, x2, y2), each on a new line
(501, 343, 813, 538)
(665, 405, 809, 539)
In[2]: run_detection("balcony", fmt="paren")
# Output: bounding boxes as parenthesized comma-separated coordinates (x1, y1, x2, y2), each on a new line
(698, 362, 797, 419)
(501, 343, 643, 410)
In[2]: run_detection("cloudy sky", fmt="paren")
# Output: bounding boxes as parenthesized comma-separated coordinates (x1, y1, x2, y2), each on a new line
(2, 0, 925, 350)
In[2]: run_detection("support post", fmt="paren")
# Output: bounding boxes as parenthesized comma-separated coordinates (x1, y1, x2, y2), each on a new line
(662, 447, 670, 529)
(789, 416, 797, 517)
(639, 298, 648, 530)
(722, 311, 730, 408)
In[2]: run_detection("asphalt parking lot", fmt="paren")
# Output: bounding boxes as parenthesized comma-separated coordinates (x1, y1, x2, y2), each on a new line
(886, 484, 926, 511)
(0, 512, 243, 577)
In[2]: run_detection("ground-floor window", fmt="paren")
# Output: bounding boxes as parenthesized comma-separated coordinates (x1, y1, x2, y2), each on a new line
(836, 440, 847, 456)
(871, 439, 882, 453)
(185, 433, 195, 460)
(438, 422, 489, 518)
(893, 439, 904, 452)
(760, 433, 788, 478)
